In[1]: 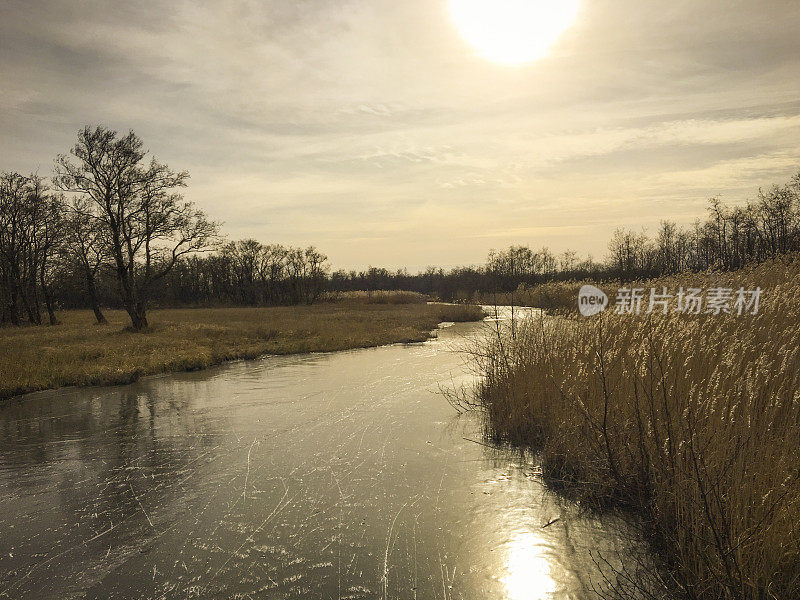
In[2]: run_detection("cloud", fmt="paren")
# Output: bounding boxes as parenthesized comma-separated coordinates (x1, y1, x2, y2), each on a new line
(1, 0, 799, 269)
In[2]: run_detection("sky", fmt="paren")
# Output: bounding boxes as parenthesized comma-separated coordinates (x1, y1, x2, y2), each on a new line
(1, 0, 800, 271)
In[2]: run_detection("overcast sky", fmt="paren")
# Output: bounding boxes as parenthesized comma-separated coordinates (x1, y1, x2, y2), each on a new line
(2, 0, 799, 271)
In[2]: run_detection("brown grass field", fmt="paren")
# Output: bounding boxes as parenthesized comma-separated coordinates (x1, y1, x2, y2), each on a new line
(322, 290, 430, 304)
(474, 254, 800, 598)
(0, 302, 484, 400)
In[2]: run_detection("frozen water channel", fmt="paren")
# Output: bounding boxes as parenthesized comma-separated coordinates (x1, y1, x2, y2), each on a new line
(0, 319, 642, 599)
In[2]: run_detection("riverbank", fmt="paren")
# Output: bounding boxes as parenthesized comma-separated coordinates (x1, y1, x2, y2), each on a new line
(0, 302, 484, 400)
(473, 254, 800, 598)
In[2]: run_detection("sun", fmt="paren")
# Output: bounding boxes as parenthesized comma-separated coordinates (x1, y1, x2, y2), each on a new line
(449, 0, 580, 65)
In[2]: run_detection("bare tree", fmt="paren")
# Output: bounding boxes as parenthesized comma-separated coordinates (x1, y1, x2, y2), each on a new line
(0, 172, 65, 325)
(559, 249, 578, 272)
(607, 228, 649, 278)
(303, 246, 328, 304)
(0, 172, 28, 325)
(29, 178, 66, 325)
(63, 197, 109, 324)
(54, 126, 219, 330)
(261, 244, 289, 304)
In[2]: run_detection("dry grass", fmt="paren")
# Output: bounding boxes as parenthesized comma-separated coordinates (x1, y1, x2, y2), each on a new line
(431, 302, 488, 322)
(479, 280, 611, 314)
(0, 302, 484, 399)
(322, 290, 429, 304)
(474, 254, 800, 599)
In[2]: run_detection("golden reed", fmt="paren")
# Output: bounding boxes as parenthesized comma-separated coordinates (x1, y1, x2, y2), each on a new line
(475, 254, 800, 598)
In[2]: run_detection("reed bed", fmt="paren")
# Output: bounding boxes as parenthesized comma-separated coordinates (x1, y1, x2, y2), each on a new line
(322, 290, 430, 304)
(432, 302, 487, 322)
(479, 280, 613, 313)
(474, 254, 800, 599)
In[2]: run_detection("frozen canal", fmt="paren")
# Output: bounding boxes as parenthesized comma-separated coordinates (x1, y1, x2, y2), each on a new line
(0, 320, 640, 599)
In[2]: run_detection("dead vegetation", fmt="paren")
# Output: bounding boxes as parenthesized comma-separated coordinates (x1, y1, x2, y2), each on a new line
(322, 290, 429, 304)
(0, 302, 484, 399)
(473, 254, 800, 599)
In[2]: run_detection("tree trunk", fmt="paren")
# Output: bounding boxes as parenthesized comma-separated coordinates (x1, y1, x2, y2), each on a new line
(19, 285, 41, 325)
(135, 302, 148, 329)
(85, 269, 107, 324)
(1, 279, 21, 326)
(8, 289, 21, 326)
(115, 261, 148, 331)
(42, 286, 58, 325)
(92, 303, 107, 325)
(125, 302, 148, 331)
(39, 268, 58, 325)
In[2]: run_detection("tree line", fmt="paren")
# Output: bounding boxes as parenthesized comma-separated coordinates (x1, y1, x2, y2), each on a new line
(605, 176, 800, 278)
(325, 171, 800, 297)
(152, 241, 328, 307)
(3, 125, 798, 326)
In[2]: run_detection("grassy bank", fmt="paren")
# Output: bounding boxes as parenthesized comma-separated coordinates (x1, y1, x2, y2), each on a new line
(474, 255, 800, 598)
(0, 302, 484, 400)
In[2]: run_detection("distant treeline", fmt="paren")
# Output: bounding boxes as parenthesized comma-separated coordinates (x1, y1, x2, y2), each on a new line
(326, 171, 800, 298)
(2, 124, 799, 328)
(159, 167, 800, 302)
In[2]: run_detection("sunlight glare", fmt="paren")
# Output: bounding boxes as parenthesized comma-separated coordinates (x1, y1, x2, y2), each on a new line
(502, 532, 557, 600)
(449, 0, 580, 64)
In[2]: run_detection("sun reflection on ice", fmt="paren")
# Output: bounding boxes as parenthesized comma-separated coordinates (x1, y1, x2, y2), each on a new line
(502, 532, 556, 600)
